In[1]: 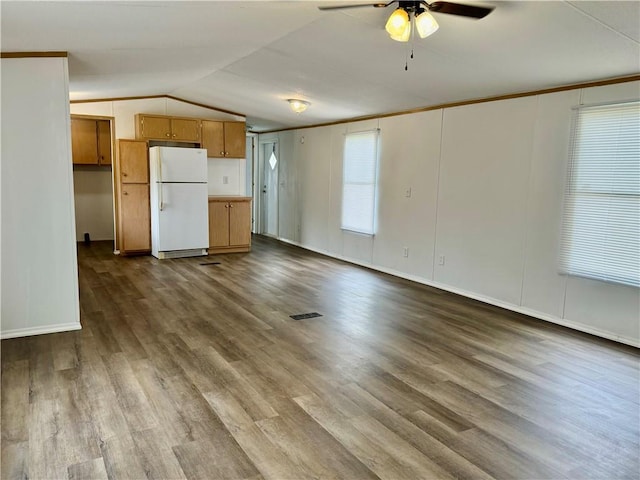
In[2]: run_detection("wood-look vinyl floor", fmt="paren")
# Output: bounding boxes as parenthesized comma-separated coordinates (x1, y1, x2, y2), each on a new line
(2, 235, 639, 479)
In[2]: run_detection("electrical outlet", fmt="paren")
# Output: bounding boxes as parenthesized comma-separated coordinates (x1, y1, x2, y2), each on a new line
(403, 247, 409, 258)
(222, 176, 229, 185)
(405, 187, 412, 198)
(439, 255, 445, 266)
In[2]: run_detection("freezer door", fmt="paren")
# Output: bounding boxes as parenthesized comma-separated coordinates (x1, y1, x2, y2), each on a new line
(151, 147, 208, 183)
(156, 183, 209, 251)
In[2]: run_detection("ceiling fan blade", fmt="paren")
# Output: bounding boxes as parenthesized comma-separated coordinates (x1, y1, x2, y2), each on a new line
(318, 2, 391, 11)
(427, 1, 493, 18)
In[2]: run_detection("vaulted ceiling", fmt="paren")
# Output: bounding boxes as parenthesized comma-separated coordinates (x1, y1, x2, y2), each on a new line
(2, 1, 639, 131)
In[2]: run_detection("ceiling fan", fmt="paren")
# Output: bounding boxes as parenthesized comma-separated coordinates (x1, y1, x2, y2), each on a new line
(319, 1, 493, 41)
(319, 1, 493, 69)
(318, 1, 493, 19)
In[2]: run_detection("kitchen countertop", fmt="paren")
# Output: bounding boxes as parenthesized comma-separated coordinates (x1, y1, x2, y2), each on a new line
(208, 195, 252, 201)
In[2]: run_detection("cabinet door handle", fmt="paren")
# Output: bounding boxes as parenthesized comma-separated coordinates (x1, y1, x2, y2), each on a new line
(123, 191, 128, 195)
(122, 172, 128, 177)
(172, 134, 176, 138)
(165, 133, 170, 137)
(220, 151, 224, 155)
(229, 204, 234, 208)
(224, 204, 229, 208)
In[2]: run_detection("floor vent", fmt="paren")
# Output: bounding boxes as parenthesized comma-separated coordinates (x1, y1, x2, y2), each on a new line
(200, 262, 221, 266)
(290, 312, 323, 321)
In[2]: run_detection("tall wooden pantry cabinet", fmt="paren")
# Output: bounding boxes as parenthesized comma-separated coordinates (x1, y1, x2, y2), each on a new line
(116, 139, 150, 254)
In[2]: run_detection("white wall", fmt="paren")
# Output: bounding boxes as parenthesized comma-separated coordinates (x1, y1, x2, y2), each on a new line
(1, 57, 81, 338)
(260, 80, 640, 347)
(70, 98, 247, 238)
(435, 97, 537, 305)
(207, 158, 246, 196)
(73, 168, 114, 241)
(376, 111, 442, 278)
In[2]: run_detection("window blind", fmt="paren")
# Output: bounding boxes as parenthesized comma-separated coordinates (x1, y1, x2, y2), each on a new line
(342, 130, 379, 235)
(560, 101, 640, 287)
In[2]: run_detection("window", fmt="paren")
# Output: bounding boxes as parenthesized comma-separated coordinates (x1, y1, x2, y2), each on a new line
(560, 101, 640, 287)
(342, 130, 380, 235)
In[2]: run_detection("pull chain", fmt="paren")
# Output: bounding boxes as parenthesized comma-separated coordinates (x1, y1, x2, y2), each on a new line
(404, 14, 416, 71)
(411, 15, 415, 59)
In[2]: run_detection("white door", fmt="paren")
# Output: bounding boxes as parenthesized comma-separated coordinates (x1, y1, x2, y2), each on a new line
(157, 183, 209, 251)
(261, 141, 278, 237)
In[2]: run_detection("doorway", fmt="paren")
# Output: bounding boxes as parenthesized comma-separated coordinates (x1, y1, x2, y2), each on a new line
(70, 114, 117, 251)
(259, 140, 279, 237)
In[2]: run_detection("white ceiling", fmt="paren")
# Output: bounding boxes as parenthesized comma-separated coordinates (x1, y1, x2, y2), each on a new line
(2, 1, 639, 131)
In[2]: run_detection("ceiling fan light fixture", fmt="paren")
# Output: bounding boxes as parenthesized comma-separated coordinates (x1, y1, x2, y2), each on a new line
(385, 7, 410, 37)
(415, 9, 439, 38)
(287, 98, 310, 113)
(389, 20, 411, 42)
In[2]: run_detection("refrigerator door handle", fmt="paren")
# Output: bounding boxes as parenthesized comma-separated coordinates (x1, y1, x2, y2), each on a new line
(158, 156, 164, 211)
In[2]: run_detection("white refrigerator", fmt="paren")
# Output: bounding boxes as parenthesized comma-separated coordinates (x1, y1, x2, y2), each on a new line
(149, 147, 209, 259)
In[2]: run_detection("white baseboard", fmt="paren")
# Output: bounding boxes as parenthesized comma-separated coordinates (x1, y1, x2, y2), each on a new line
(277, 237, 640, 348)
(1, 322, 82, 340)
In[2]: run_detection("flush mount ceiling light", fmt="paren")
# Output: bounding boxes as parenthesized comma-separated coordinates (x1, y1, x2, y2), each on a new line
(287, 99, 311, 114)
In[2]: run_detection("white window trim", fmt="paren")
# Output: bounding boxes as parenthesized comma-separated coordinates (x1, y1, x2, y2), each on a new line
(559, 100, 640, 288)
(341, 129, 380, 236)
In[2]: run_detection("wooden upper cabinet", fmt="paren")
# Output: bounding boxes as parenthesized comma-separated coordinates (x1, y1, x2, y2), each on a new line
(71, 116, 112, 166)
(134, 114, 244, 154)
(224, 122, 246, 158)
(171, 118, 200, 141)
(96, 120, 112, 165)
(138, 115, 171, 139)
(118, 139, 148, 184)
(202, 120, 246, 158)
(201, 121, 225, 158)
(135, 114, 200, 142)
(71, 118, 98, 164)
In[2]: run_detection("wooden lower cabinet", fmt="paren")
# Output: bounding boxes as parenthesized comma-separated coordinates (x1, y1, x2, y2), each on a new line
(208, 197, 252, 254)
(121, 184, 150, 253)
